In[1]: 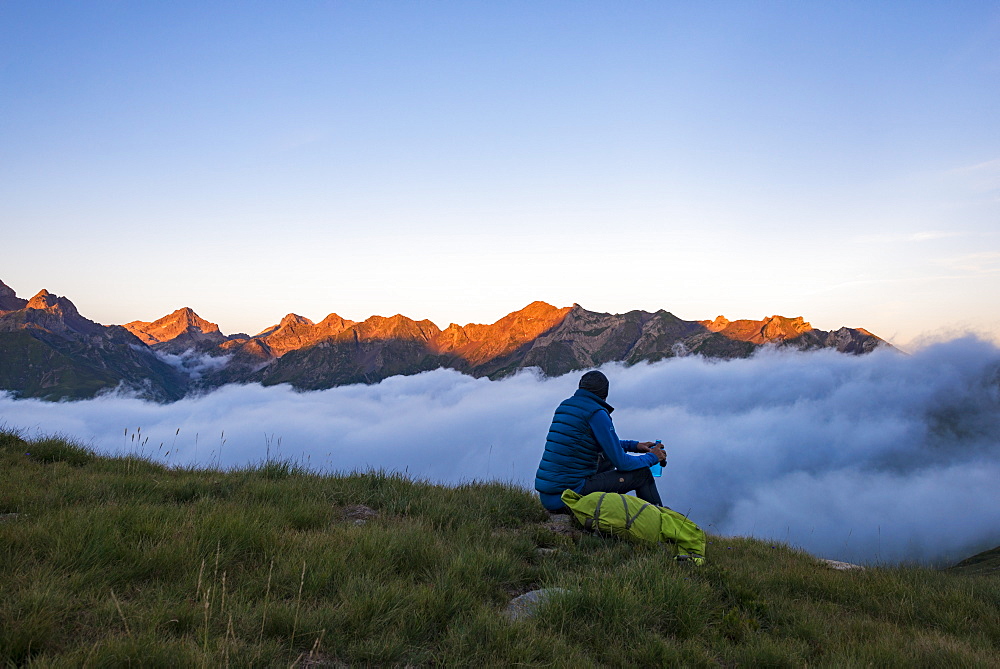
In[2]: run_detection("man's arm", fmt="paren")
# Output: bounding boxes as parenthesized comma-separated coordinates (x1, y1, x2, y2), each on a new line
(588, 411, 657, 471)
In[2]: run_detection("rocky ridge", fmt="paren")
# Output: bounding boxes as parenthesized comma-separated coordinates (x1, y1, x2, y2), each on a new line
(124, 308, 227, 350)
(0, 286, 186, 401)
(0, 279, 890, 401)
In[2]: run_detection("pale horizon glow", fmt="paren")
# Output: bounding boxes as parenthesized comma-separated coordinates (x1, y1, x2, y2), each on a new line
(2, 2, 999, 348)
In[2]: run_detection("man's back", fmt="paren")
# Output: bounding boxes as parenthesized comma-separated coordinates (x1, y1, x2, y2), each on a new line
(534, 371, 664, 511)
(534, 388, 610, 505)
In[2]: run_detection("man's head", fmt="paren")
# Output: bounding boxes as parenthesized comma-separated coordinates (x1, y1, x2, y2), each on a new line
(579, 370, 609, 400)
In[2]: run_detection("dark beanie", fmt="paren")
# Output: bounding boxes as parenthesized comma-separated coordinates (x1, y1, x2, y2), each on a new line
(579, 370, 609, 400)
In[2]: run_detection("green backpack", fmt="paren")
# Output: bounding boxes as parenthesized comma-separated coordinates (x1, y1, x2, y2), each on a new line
(561, 490, 707, 564)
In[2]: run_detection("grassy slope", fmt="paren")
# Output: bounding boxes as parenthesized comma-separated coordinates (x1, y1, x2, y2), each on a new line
(0, 331, 118, 400)
(1, 429, 997, 667)
(946, 546, 1000, 577)
(0, 330, 188, 402)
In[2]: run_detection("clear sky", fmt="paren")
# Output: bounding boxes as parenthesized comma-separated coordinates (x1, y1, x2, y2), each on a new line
(2, 1, 999, 346)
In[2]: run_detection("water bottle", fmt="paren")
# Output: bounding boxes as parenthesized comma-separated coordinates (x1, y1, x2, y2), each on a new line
(650, 439, 663, 477)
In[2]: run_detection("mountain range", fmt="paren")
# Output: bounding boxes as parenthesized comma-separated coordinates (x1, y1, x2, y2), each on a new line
(0, 278, 888, 401)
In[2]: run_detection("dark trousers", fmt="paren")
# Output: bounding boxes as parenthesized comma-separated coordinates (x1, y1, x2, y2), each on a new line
(580, 463, 663, 506)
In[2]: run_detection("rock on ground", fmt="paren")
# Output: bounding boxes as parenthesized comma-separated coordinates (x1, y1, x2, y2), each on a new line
(503, 588, 571, 622)
(542, 513, 581, 538)
(819, 558, 865, 571)
(341, 505, 378, 526)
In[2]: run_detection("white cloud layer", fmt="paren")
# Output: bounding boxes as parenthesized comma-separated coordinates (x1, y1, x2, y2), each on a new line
(3, 338, 999, 566)
(153, 349, 233, 379)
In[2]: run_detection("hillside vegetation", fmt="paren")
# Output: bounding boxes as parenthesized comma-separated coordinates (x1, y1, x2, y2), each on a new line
(1, 429, 997, 667)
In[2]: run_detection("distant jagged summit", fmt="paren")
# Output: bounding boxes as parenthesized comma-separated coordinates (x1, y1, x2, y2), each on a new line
(0, 276, 892, 401)
(438, 301, 574, 366)
(124, 308, 226, 351)
(11, 289, 106, 337)
(700, 315, 814, 343)
(242, 312, 358, 357)
(696, 314, 882, 354)
(26, 289, 61, 310)
(255, 313, 315, 338)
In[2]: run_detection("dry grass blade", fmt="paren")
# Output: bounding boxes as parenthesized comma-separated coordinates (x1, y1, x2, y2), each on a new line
(109, 589, 131, 639)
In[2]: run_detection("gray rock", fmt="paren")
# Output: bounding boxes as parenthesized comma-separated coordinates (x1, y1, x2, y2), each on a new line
(819, 558, 865, 571)
(535, 548, 558, 557)
(542, 514, 580, 538)
(503, 588, 571, 622)
(0, 513, 21, 523)
(342, 505, 378, 525)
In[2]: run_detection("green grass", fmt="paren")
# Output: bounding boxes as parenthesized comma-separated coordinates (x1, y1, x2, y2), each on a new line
(1, 428, 998, 667)
(946, 545, 1000, 577)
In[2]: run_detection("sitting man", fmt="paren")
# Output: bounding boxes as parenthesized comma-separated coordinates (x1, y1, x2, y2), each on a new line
(534, 370, 666, 512)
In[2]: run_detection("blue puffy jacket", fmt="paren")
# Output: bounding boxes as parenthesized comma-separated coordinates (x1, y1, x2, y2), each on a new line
(534, 388, 656, 511)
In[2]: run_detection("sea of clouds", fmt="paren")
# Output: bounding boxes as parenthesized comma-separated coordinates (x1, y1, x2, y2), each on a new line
(3, 337, 999, 566)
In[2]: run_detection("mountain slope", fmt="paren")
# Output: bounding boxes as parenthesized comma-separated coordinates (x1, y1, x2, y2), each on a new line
(0, 289, 186, 401)
(0, 278, 891, 400)
(945, 545, 1000, 576)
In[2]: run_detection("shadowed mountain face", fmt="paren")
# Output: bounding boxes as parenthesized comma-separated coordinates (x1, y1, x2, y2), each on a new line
(0, 279, 890, 401)
(0, 280, 28, 313)
(0, 289, 186, 401)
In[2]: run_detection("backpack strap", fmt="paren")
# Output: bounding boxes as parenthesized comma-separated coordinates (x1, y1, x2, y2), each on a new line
(584, 492, 611, 532)
(625, 501, 653, 530)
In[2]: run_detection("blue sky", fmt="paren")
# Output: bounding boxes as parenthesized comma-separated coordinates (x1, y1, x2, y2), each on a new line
(2, 1, 999, 345)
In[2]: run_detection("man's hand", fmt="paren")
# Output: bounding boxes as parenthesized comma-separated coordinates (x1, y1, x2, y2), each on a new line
(639, 441, 667, 465)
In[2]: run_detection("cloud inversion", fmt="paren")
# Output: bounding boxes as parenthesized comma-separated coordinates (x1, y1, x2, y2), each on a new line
(3, 337, 999, 565)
